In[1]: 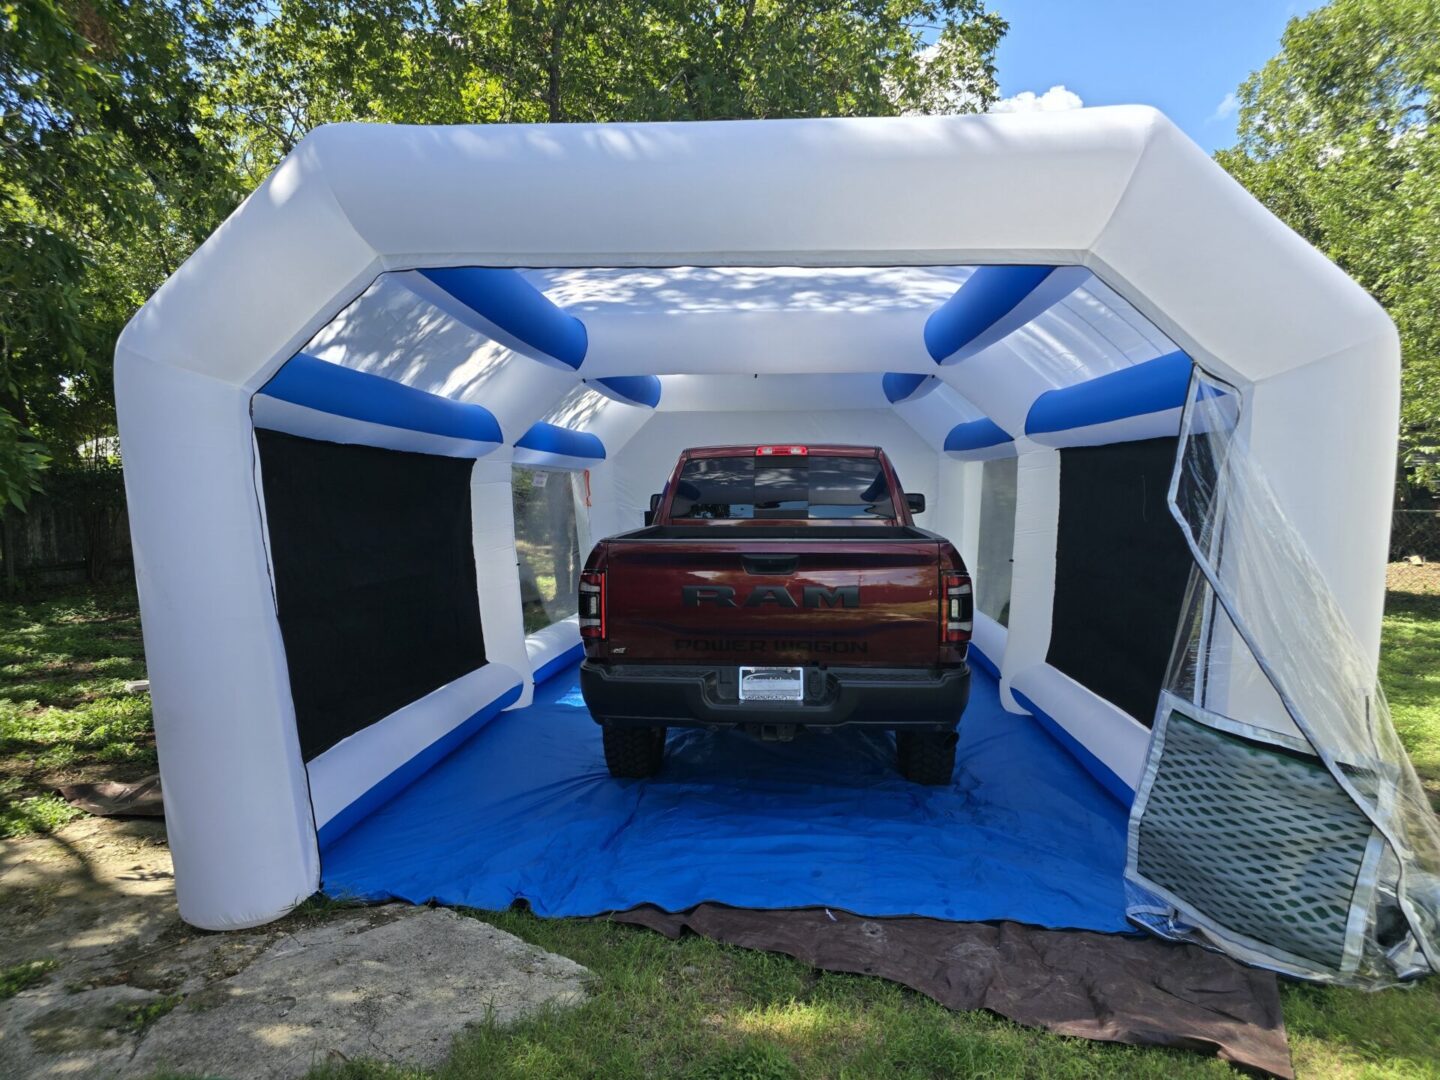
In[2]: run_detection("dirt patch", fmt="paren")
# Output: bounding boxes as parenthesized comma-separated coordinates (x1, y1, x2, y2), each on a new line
(1387, 560, 1440, 596)
(0, 815, 591, 1078)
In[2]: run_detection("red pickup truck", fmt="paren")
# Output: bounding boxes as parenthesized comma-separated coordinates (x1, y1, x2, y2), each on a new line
(578, 444, 973, 784)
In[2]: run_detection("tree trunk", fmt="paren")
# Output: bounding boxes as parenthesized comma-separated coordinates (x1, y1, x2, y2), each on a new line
(546, 0, 578, 122)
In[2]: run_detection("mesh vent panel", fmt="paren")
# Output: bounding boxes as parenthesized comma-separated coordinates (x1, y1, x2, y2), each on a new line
(1136, 712, 1375, 971)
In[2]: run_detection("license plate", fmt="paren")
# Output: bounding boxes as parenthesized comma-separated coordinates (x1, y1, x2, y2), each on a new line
(739, 666, 805, 703)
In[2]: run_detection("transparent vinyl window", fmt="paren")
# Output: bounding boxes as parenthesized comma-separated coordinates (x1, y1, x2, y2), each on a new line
(512, 467, 581, 634)
(1125, 370, 1440, 986)
(976, 457, 1017, 626)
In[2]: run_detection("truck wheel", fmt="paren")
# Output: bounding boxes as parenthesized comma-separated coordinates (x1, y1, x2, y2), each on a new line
(601, 724, 667, 778)
(897, 731, 957, 786)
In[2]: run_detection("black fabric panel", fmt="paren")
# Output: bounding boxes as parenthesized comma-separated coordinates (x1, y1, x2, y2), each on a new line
(1047, 437, 1192, 726)
(255, 431, 485, 761)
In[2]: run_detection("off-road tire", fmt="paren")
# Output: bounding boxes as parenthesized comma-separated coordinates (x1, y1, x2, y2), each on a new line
(896, 730, 958, 786)
(601, 723, 667, 778)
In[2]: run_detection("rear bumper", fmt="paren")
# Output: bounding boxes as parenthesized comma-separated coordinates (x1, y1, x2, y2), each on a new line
(579, 661, 969, 733)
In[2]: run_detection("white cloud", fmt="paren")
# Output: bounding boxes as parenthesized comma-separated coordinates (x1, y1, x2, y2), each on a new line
(988, 85, 1084, 114)
(1210, 91, 1239, 123)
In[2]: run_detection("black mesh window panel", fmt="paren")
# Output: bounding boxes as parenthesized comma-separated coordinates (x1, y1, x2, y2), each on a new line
(1047, 436, 1193, 726)
(255, 430, 486, 761)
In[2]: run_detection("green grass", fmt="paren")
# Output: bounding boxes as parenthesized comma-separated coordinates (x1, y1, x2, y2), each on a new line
(2, 586, 1438, 1077)
(125, 993, 184, 1034)
(0, 958, 59, 1000)
(436, 910, 1240, 1080)
(1377, 592, 1440, 810)
(297, 907, 1244, 1079)
(0, 587, 154, 836)
(0, 792, 84, 838)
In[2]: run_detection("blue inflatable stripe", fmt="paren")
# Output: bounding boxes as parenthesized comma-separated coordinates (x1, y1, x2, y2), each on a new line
(924, 265, 1055, 364)
(419, 267, 588, 370)
(1026, 350, 1193, 436)
(595, 375, 662, 408)
(534, 642, 585, 685)
(882, 372, 932, 404)
(515, 421, 606, 461)
(1012, 689, 1134, 807)
(944, 417, 1013, 453)
(969, 643, 1000, 680)
(260, 354, 503, 445)
(318, 681, 523, 851)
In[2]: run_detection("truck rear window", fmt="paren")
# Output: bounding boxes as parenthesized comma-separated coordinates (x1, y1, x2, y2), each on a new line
(670, 455, 895, 520)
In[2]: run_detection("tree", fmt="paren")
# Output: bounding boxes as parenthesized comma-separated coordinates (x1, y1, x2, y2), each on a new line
(1, 0, 255, 510)
(1, 0, 1006, 512)
(1215, 0, 1440, 498)
(206, 1, 1007, 186)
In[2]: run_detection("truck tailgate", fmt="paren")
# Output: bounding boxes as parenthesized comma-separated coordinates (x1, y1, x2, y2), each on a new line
(596, 536, 943, 667)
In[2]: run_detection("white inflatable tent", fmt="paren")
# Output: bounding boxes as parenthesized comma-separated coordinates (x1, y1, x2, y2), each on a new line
(116, 107, 1440, 986)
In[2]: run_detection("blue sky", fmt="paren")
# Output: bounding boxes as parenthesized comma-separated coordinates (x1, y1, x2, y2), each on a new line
(992, 1, 1324, 152)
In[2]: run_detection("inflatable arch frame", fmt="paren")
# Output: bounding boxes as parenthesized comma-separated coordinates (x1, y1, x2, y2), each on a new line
(117, 108, 1439, 984)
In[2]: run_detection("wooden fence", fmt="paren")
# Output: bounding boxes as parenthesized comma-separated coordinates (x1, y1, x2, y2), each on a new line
(0, 468, 133, 592)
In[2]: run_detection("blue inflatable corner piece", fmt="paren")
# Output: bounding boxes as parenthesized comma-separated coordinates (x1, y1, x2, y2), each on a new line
(882, 372, 934, 404)
(515, 421, 606, 461)
(595, 375, 662, 409)
(259, 353, 503, 445)
(944, 417, 1012, 454)
(1026, 350, 1193, 436)
(418, 267, 588, 370)
(924, 265, 1055, 364)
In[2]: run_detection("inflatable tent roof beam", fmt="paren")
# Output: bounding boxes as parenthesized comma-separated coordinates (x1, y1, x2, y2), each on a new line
(882, 372, 940, 404)
(944, 416, 1014, 456)
(1026, 350, 1193, 438)
(254, 352, 504, 456)
(514, 420, 607, 464)
(924, 265, 1090, 365)
(592, 374, 662, 408)
(417, 267, 589, 371)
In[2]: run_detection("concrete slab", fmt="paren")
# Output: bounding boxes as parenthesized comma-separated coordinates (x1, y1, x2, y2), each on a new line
(0, 818, 591, 1079)
(128, 906, 592, 1079)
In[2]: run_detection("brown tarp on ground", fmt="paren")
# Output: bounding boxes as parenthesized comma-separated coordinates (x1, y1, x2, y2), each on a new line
(608, 905, 1292, 1078)
(56, 775, 164, 817)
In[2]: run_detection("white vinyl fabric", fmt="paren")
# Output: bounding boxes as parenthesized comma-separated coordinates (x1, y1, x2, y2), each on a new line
(116, 107, 1418, 983)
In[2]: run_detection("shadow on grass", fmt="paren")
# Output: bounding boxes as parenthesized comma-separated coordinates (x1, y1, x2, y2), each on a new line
(0, 587, 155, 834)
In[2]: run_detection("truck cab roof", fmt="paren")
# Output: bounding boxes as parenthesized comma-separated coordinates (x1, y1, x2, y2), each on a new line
(678, 445, 882, 459)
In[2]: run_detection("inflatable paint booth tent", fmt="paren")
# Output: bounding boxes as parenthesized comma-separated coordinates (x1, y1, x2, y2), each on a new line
(117, 107, 1440, 987)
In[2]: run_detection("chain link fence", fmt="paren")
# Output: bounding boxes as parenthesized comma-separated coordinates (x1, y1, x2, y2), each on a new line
(1389, 510, 1440, 596)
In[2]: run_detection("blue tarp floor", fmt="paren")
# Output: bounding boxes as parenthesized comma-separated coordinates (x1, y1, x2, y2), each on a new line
(321, 664, 1132, 933)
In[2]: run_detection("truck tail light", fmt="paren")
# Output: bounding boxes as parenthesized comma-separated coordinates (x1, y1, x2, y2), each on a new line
(941, 570, 973, 644)
(756, 445, 808, 456)
(579, 571, 606, 640)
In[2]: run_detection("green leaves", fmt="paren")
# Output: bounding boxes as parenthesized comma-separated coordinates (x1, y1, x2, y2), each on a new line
(1, 0, 255, 510)
(205, 0, 1007, 180)
(0, 0, 1006, 513)
(1217, 0, 1440, 497)
(0, 407, 49, 513)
